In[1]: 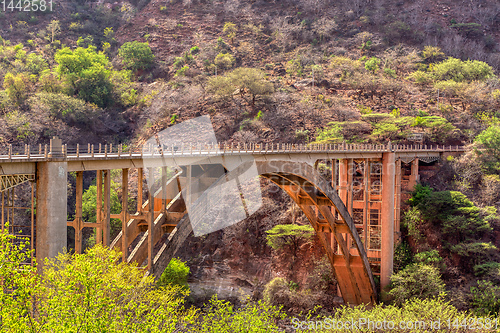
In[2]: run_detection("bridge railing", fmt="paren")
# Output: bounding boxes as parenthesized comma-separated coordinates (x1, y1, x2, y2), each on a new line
(0, 142, 467, 160)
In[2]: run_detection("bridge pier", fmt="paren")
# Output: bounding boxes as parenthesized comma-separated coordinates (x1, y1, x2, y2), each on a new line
(36, 161, 68, 263)
(381, 152, 395, 289)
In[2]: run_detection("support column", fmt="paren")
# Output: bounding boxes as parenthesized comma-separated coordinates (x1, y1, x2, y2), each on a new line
(36, 161, 68, 262)
(148, 168, 154, 272)
(137, 168, 143, 212)
(103, 170, 111, 246)
(162, 167, 168, 213)
(74, 171, 83, 254)
(121, 169, 129, 262)
(381, 152, 395, 289)
(395, 159, 402, 238)
(96, 170, 103, 244)
(408, 158, 419, 190)
(338, 159, 348, 207)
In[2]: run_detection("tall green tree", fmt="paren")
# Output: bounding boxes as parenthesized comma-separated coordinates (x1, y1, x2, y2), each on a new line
(55, 46, 113, 107)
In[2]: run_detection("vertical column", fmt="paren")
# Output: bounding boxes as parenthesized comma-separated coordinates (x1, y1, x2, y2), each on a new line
(148, 168, 154, 272)
(363, 159, 370, 247)
(96, 170, 103, 244)
(137, 168, 143, 212)
(186, 165, 192, 211)
(395, 159, 402, 238)
(338, 159, 348, 207)
(121, 168, 129, 262)
(74, 171, 83, 254)
(162, 167, 168, 213)
(408, 158, 419, 190)
(36, 161, 68, 263)
(103, 170, 111, 246)
(381, 152, 395, 289)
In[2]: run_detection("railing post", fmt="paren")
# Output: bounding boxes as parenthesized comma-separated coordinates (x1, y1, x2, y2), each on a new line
(44, 144, 47, 158)
(91, 144, 94, 157)
(77, 144, 80, 158)
(88, 143, 90, 154)
(99, 143, 102, 154)
(27, 145, 30, 159)
(105, 144, 108, 157)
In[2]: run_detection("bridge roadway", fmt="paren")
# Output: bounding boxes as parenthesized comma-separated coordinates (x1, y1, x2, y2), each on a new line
(0, 142, 464, 174)
(0, 140, 465, 305)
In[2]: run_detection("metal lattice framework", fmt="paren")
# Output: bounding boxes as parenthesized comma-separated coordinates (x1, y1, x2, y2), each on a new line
(0, 174, 35, 192)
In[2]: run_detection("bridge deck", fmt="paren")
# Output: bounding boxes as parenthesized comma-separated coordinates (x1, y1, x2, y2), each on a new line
(0, 143, 465, 174)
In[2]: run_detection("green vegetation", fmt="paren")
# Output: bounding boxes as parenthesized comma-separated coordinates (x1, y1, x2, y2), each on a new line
(266, 224, 314, 253)
(208, 67, 273, 105)
(55, 46, 113, 107)
(118, 41, 155, 71)
(388, 264, 446, 306)
(158, 257, 190, 290)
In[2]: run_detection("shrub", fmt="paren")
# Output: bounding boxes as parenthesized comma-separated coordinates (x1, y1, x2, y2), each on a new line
(414, 250, 446, 272)
(364, 57, 380, 74)
(28, 92, 98, 128)
(158, 258, 190, 290)
(118, 41, 155, 71)
(190, 45, 199, 54)
(195, 295, 285, 332)
(421, 45, 445, 63)
(432, 57, 494, 82)
(451, 22, 483, 38)
(407, 70, 433, 85)
(214, 52, 235, 70)
(388, 264, 445, 306)
(471, 280, 500, 316)
(175, 65, 189, 77)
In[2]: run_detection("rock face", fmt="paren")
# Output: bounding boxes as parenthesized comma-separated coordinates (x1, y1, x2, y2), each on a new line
(174, 180, 339, 309)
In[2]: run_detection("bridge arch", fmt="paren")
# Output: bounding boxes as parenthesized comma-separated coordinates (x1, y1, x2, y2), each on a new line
(153, 160, 377, 305)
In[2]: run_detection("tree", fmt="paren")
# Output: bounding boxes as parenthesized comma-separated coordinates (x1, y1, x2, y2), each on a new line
(82, 179, 122, 238)
(223, 22, 237, 44)
(3, 72, 29, 105)
(265, 224, 314, 257)
(55, 46, 113, 107)
(118, 41, 155, 71)
(0, 229, 196, 332)
(46, 20, 61, 43)
(475, 124, 500, 171)
(388, 263, 445, 306)
(208, 67, 274, 106)
(230, 67, 274, 106)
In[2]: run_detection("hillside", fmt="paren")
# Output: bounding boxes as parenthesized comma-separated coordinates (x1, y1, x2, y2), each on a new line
(0, 0, 500, 317)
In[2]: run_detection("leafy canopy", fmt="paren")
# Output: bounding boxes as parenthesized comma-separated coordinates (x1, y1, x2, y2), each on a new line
(118, 41, 155, 71)
(265, 224, 314, 252)
(55, 46, 113, 107)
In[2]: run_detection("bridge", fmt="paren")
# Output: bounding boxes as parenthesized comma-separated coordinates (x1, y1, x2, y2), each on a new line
(0, 137, 465, 305)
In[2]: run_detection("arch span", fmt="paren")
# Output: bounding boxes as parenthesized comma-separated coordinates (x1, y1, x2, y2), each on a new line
(152, 160, 377, 305)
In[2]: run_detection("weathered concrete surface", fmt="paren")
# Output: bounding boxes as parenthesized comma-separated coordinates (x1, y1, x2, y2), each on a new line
(381, 152, 395, 289)
(36, 161, 68, 262)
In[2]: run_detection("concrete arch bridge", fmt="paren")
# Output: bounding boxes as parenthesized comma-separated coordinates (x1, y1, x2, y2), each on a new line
(0, 138, 464, 305)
